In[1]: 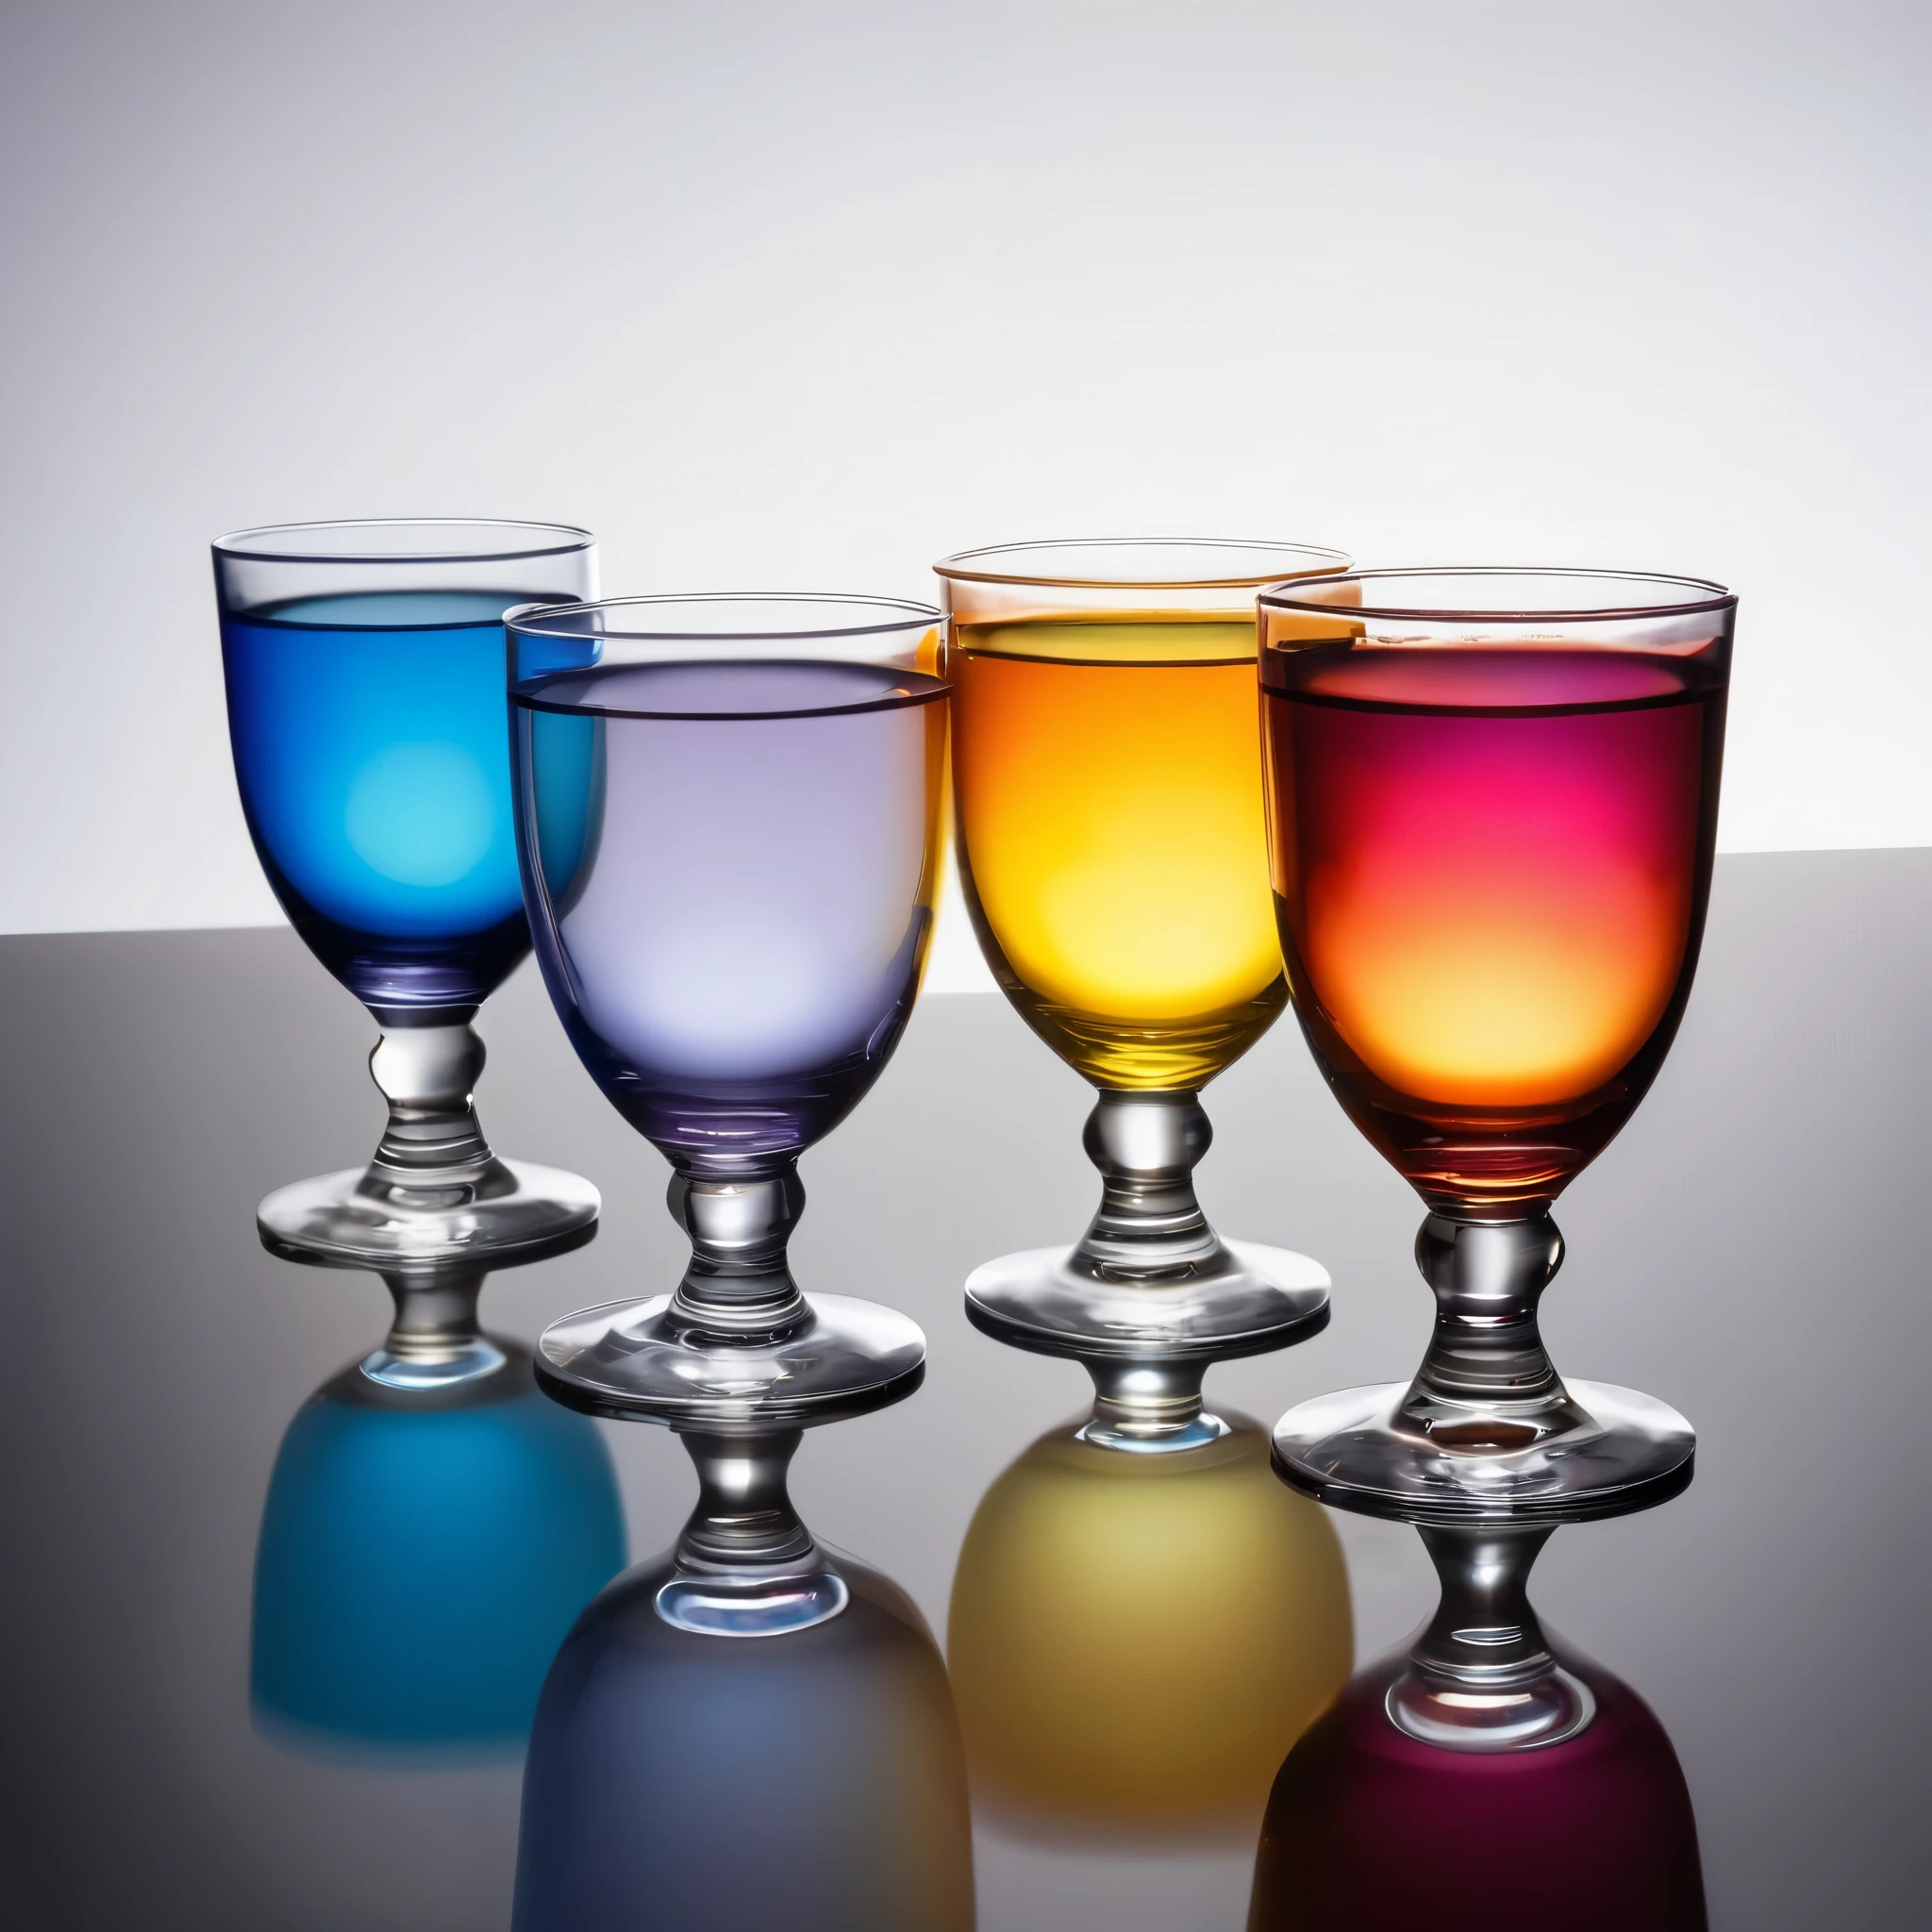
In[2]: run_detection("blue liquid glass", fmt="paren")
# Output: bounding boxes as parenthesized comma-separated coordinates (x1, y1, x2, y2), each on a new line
(222, 589, 540, 1012)
(511, 659, 948, 1170)
(251, 1350, 626, 1755)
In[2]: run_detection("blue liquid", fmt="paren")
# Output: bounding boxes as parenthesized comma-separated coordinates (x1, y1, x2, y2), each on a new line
(511, 660, 947, 1170)
(250, 1350, 626, 1756)
(222, 590, 539, 1011)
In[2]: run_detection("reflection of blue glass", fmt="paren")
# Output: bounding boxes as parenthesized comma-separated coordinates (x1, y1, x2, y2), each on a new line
(514, 1552, 974, 1930)
(221, 590, 539, 1011)
(251, 1347, 626, 1754)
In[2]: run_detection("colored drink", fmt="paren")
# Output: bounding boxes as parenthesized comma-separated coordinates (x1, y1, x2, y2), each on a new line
(951, 619, 1286, 1091)
(1261, 643, 1726, 1210)
(252, 1347, 625, 1750)
(222, 589, 536, 1011)
(512, 658, 947, 1168)
(937, 539, 1346, 1382)
(1251, 1646, 1707, 1930)
(947, 1417, 1350, 1838)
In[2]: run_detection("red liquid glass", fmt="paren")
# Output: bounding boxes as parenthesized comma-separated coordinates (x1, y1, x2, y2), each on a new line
(1248, 1647, 1707, 1931)
(1261, 645, 1726, 1212)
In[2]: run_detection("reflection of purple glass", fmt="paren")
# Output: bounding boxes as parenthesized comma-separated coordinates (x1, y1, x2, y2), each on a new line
(508, 596, 945, 1458)
(1250, 1647, 1707, 1931)
(516, 660, 943, 1170)
(513, 1541, 973, 1930)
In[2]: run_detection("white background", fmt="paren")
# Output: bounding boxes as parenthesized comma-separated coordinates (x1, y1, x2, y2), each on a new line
(3, 0, 1926, 991)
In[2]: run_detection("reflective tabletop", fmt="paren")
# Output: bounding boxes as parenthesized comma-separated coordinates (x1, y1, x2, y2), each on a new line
(2, 849, 1926, 1930)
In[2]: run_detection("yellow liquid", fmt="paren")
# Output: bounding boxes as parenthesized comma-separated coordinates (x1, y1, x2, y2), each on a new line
(947, 1418, 1352, 1836)
(950, 619, 1287, 1090)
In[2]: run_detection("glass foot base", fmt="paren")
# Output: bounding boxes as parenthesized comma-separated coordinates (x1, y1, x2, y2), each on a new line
(535, 1292, 925, 1429)
(1272, 1378, 1694, 1526)
(258, 1158, 599, 1270)
(964, 1240, 1330, 1363)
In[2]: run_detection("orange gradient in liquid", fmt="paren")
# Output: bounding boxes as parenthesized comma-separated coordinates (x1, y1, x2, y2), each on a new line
(1266, 653, 1716, 1112)
(952, 621, 1285, 1090)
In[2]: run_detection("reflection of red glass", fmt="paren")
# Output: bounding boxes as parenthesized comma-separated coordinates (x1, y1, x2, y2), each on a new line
(1262, 640, 1726, 1213)
(1248, 1648, 1707, 1931)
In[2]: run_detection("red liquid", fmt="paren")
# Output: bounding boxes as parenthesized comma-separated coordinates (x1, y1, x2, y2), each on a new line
(1248, 1648, 1707, 1931)
(1261, 646, 1725, 1211)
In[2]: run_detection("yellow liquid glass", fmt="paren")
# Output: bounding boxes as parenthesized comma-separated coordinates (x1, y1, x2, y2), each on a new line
(947, 1418, 1352, 1837)
(950, 618, 1286, 1090)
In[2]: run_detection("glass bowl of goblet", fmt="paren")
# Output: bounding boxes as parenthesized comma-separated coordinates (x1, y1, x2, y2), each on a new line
(1260, 568, 1735, 1524)
(214, 519, 601, 1268)
(513, 1418, 973, 1930)
(933, 538, 1348, 1446)
(506, 593, 945, 1434)
(1251, 1534, 1707, 1924)
(947, 1411, 1350, 1841)
(251, 1289, 625, 1757)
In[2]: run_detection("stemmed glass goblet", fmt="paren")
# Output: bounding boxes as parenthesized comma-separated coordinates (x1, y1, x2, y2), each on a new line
(507, 593, 946, 1629)
(934, 540, 1348, 1446)
(1261, 569, 1734, 1524)
(215, 520, 601, 1266)
(251, 1256, 626, 1756)
(514, 1418, 973, 1932)
(1250, 1528, 1707, 1926)
(947, 1412, 1350, 1839)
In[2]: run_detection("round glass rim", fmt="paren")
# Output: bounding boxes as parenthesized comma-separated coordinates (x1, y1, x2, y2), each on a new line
(932, 536, 1352, 590)
(1257, 565, 1737, 624)
(503, 591, 943, 643)
(211, 517, 595, 565)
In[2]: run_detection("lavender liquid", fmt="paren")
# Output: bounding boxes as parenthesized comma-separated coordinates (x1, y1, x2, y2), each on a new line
(511, 659, 947, 1171)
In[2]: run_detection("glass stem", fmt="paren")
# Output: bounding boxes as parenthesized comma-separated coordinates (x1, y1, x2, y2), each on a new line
(378, 1265, 487, 1363)
(673, 1429, 818, 1575)
(1080, 1357, 1224, 1448)
(655, 1427, 849, 1636)
(1408, 1211, 1567, 1410)
(1072, 1089, 1224, 1280)
(364, 1011, 495, 1186)
(666, 1161, 808, 1339)
(1386, 1524, 1595, 1750)
(1411, 1524, 1557, 1680)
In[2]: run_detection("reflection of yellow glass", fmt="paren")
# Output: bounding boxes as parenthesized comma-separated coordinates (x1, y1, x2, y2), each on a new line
(952, 621, 1286, 1089)
(946, 1417, 1352, 1840)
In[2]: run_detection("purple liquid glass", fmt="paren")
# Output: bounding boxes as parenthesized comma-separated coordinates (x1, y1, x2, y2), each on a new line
(514, 659, 945, 1171)
(508, 596, 944, 1472)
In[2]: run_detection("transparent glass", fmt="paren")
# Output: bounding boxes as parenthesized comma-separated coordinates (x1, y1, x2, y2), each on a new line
(1264, 569, 1734, 1527)
(935, 540, 1346, 1410)
(508, 594, 943, 1430)
(214, 519, 601, 1267)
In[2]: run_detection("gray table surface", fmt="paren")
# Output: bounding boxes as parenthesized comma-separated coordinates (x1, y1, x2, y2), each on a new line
(2, 847, 1927, 1929)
